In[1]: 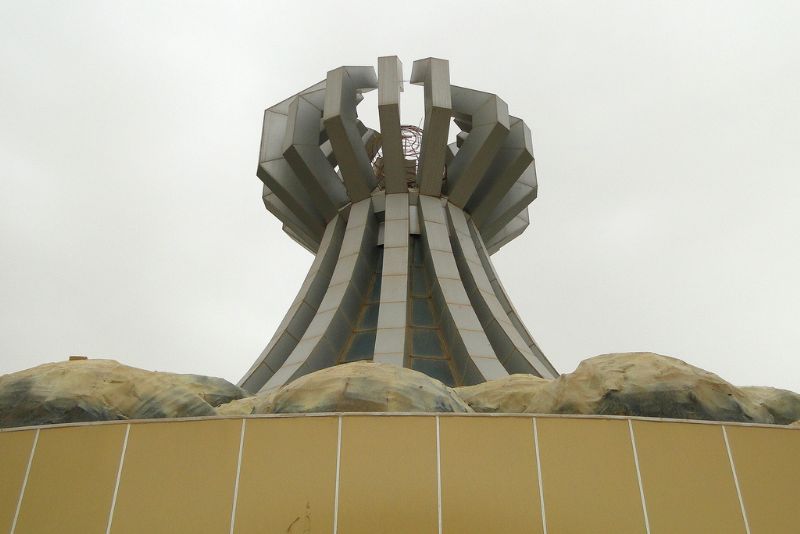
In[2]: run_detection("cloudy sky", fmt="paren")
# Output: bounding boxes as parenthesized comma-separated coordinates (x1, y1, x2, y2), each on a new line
(1, 1, 798, 391)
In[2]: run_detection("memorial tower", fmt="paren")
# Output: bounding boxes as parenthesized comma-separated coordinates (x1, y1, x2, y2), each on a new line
(239, 56, 558, 393)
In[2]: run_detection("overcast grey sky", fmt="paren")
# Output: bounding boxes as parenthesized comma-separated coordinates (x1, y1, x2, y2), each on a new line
(1, 1, 798, 391)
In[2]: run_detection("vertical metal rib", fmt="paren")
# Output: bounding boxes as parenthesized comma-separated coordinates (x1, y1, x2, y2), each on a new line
(445, 88, 510, 208)
(374, 193, 410, 366)
(447, 205, 552, 377)
(378, 56, 406, 194)
(261, 198, 378, 390)
(239, 215, 346, 392)
(410, 58, 451, 197)
(418, 195, 507, 384)
(468, 218, 558, 378)
(323, 67, 379, 202)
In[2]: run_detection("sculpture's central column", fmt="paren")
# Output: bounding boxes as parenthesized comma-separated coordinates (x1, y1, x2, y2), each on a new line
(240, 56, 557, 393)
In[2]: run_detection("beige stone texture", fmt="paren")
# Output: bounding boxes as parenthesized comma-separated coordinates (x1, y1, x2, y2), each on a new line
(457, 352, 775, 423)
(0, 359, 246, 428)
(5, 352, 800, 426)
(264, 361, 471, 413)
(216, 388, 278, 415)
(740, 386, 800, 425)
(456, 373, 555, 413)
(549, 352, 771, 422)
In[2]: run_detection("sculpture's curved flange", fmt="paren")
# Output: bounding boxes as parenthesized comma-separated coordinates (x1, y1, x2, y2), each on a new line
(241, 56, 557, 393)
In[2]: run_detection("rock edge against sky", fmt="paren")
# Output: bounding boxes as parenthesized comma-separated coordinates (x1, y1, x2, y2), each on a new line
(1, 353, 799, 429)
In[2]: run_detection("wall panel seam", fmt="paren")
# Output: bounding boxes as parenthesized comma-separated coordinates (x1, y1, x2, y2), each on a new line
(532, 419, 547, 534)
(105, 423, 130, 534)
(627, 420, 651, 534)
(722, 425, 751, 534)
(436, 416, 442, 534)
(228, 419, 247, 534)
(333, 416, 342, 534)
(9, 428, 38, 534)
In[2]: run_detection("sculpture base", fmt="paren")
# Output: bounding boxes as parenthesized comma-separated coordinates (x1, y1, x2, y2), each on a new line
(1, 414, 796, 533)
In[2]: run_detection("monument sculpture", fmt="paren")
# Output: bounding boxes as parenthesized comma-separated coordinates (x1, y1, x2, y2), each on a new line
(2, 55, 799, 534)
(239, 56, 558, 393)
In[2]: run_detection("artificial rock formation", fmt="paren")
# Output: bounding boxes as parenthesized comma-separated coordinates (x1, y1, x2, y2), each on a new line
(0, 359, 246, 428)
(740, 386, 800, 425)
(457, 352, 774, 424)
(457, 374, 555, 414)
(3, 353, 798, 428)
(223, 361, 471, 415)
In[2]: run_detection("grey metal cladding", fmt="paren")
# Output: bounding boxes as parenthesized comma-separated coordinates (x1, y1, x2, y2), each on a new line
(480, 162, 538, 240)
(378, 56, 406, 194)
(323, 66, 379, 202)
(446, 86, 510, 208)
(486, 208, 529, 255)
(238, 215, 346, 391)
(258, 158, 326, 236)
(467, 217, 557, 378)
(281, 224, 318, 255)
(244, 56, 557, 391)
(410, 58, 451, 196)
(446, 204, 552, 378)
(283, 95, 349, 220)
(258, 105, 327, 237)
(418, 196, 506, 381)
(467, 116, 534, 228)
(374, 193, 410, 361)
(262, 198, 376, 391)
(261, 184, 321, 251)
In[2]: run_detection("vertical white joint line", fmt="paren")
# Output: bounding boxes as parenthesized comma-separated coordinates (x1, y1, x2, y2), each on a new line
(532, 419, 547, 534)
(723, 426, 751, 534)
(229, 419, 247, 534)
(627, 419, 651, 534)
(10, 428, 39, 534)
(333, 416, 342, 534)
(105, 423, 130, 534)
(435, 416, 443, 534)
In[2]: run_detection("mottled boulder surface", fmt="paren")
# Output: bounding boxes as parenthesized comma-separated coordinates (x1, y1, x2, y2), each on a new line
(217, 389, 278, 416)
(0, 359, 247, 428)
(548, 353, 772, 423)
(740, 386, 800, 425)
(3, 353, 798, 428)
(246, 361, 472, 414)
(457, 353, 776, 424)
(457, 374, 554, 413)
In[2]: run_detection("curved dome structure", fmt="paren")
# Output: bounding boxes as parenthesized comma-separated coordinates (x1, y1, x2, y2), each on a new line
(240, 56, 557, 393)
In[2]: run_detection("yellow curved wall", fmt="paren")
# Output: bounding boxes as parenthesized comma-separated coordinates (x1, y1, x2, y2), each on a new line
(0, 414, 797, 533)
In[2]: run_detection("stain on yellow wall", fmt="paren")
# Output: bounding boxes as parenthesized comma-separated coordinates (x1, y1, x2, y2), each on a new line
(110, 419, 241, 534)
